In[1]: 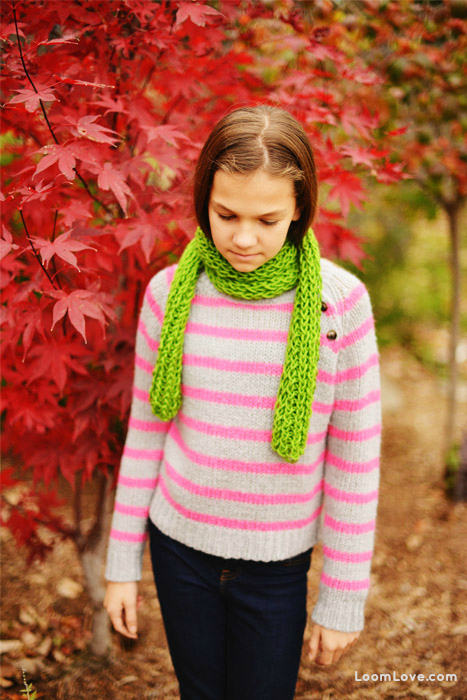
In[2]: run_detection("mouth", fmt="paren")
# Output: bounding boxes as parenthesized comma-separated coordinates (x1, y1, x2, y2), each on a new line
(230, 251, 258, 259)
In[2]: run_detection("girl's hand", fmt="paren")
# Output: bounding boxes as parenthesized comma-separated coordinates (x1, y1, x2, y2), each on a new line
(104, 581, 140, 639)
(308, 623, 360, 666)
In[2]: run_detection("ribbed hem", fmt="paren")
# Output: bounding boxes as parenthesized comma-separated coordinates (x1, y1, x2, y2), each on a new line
(105, 543, 145, 582)
(311, 587, 367, 632)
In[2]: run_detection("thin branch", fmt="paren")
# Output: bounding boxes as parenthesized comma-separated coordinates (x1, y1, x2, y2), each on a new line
(50, 209, 63, 291)
(13, 3, 114, 216)
(13, 3, 59, 145)
(20, 209, 57, 289)
(74, 167, 113, 214)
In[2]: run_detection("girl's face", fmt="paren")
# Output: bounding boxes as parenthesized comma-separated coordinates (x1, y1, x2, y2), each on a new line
(208, 170, 300, 272)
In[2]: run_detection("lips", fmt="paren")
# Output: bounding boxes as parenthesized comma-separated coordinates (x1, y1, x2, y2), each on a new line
(230, 251, 258, 258)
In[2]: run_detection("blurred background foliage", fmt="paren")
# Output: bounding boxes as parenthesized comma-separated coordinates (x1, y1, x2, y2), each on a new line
(346, 184, 466, 382)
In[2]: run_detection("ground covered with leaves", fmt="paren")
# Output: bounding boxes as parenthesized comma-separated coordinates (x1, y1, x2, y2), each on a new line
(1, 346, 466, 700)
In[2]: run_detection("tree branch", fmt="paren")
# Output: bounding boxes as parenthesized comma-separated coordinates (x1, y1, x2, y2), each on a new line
(20, 209, 57, 289)
(13, 3, 59, 145)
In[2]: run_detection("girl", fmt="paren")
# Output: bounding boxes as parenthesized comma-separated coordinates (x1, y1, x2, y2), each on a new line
(104, 106, 381, 700)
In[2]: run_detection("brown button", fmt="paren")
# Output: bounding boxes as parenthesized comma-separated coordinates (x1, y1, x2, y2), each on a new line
(327, 330, 337, 340)
(321, 301, 328, 312)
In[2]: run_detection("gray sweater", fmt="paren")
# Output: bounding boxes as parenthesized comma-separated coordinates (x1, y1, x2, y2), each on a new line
(106, 258, 381, 632)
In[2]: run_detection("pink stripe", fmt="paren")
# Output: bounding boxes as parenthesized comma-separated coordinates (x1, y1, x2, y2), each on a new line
(129, 416, 170, 433)
(321, 572, 370, 591)
(322, 545, 373, 563)
(145, 284, 164, 325)
(170, 422, 325, 475)
(159, 475, 323, 531)
(110, 528, 147, 543)
(322, 316, 374, 353)
(135, 353, 153, 374)
(324, 514, 375, 535)
(193, 294, 294, 314)
(186, 321, 288, 343)
(312, 400, 333, 415)
(118, 474, 158, 489)
(183, 353, 283, 376)
(325, 451, 379, 474)
(133, 386, 149, 402)
(324, 482, 378, 504)
(165, 459, 323, 505)
(138, 319, 159, 353)
(328, 423, 381, 442)
(333, 389, 380, 412)
(115, 501, 150, 517)
(318, 354, 379, 385)
(123, 446, 163, 461)
(182, 384, 275, 409)
(325, 282, 366, 317)
(178, 411, 326, 444)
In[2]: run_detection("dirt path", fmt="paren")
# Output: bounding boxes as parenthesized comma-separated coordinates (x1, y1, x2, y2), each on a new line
(1, 347, 466, 699)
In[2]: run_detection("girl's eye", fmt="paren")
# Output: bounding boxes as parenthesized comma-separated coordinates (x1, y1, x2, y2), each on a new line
(218, 213, 235, 221)
(261, 220, 278, 227)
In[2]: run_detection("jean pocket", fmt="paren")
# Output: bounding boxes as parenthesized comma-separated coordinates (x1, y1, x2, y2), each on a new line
(279, 547, 313, 567)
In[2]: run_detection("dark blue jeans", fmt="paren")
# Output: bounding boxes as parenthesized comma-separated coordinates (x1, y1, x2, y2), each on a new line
(148, 520, 313, 700)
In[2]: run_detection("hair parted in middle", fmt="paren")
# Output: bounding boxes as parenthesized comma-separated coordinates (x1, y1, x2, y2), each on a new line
(194, 105, 318, 248)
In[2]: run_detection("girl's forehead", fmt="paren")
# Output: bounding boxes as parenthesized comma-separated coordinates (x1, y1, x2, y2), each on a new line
(210, 170, 296, 208)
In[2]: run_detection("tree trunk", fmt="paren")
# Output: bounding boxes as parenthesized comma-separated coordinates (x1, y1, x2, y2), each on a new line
(75, 473, 115, 656)
(444, 202, 461, 462)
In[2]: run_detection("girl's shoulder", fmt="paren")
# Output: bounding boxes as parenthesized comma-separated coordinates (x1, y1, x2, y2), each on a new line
(145, 263, 178, 300)
(320, 257, 373, 324)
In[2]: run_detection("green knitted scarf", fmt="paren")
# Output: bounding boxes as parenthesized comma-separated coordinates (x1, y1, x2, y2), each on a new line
(149, 226, 322, 463)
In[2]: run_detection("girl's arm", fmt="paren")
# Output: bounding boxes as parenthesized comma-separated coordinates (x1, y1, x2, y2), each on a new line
(105, 271, 171, 584)
(312, 280, 381, 637)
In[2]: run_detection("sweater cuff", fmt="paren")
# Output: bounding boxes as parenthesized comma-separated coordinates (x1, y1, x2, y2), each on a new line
(311, 588, 367, 632)
(105, 542, 146, 582)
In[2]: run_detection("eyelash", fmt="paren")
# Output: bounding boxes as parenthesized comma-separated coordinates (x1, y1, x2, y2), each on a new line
(217, 213, 278, 227)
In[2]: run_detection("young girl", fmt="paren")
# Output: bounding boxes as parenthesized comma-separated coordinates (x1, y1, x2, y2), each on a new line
(104, 106, 381, 700)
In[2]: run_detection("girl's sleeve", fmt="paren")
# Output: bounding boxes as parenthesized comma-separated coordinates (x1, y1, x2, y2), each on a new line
(105, 273, 170, 582)
(311, 282, 381, 632)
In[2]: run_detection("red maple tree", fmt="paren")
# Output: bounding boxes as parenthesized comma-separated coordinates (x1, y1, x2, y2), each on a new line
(1, 0, 404, 653)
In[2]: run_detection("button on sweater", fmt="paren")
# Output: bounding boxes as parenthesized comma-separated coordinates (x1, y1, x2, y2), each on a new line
(105, 257, 381, 633)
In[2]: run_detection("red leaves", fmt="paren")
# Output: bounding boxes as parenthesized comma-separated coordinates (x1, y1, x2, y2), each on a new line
(9, 85, 57, 112)
(33, 230, 95, 270)
(50, 289, 118, 343)
(97, 162, 133, 214)
(175, 2, 223, 28)
(1, 0, 410, 567)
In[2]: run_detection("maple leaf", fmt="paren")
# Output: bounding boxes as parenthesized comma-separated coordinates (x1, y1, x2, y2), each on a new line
(175, 2, 223, 28)
(32, 230, 96, 271)
(97, 162, 133, 214)
(26, 340, 90, 392)
(340, 145, 389, 169)
(73, 115, 120, 146)
(327, 172, 366, 219)
(0, 226, 20, 261)
(90, 94, 128, 115)
(143, 124, 191, 146)
(9, 86, 57, 113)
(17, 179, 57, 204)
(34, 143, 77, 180)
(50, 289, 118, 343)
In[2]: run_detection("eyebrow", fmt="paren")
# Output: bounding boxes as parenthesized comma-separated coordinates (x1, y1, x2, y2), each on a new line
(211, 200, 287, 218)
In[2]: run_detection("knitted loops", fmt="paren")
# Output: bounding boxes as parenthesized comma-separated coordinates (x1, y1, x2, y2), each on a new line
(149, 227, 322, 463)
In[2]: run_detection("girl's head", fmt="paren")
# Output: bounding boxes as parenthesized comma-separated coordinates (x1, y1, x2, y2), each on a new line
(194, 105, 318, 251)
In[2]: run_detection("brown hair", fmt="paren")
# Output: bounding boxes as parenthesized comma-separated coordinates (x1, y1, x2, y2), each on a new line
(194, 105, 318, 247)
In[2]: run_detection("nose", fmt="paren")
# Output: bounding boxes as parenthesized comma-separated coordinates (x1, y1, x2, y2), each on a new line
(232, 224, 257, 250)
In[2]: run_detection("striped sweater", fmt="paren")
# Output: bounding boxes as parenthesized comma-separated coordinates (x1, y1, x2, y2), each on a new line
(105, 258, 381, 633)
